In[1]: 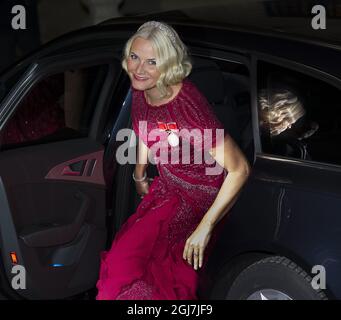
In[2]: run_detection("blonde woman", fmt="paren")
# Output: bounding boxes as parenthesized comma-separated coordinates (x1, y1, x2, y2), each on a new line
(259, 87, 319, 159)
(96, 21, 250, 300)
(258, 88, 306, 136)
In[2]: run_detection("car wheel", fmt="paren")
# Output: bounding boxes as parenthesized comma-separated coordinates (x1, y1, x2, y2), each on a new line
(226, 256, 328, 300)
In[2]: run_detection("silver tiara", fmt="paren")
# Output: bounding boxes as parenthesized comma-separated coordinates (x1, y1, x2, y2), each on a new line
(138, 21, 176, 44)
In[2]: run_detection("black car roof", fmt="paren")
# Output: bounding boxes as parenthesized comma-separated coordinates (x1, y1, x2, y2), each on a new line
(96, 3, 341, 80)
(100, 1, 341, 48)
(2, 1, 341, 81)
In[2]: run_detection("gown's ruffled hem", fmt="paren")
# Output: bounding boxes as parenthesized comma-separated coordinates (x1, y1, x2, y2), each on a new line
(96, 240, 198, 300)
(96, 177, 201, 300)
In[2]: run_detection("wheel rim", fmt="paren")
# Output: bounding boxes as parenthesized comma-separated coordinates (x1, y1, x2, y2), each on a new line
(246, 289, 293, 300)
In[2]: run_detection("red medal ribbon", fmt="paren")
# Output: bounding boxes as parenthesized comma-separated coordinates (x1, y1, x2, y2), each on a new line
(157, 122, 178, 132)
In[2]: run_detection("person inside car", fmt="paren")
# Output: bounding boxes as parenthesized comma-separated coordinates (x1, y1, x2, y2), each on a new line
(258, 85, 319, 160)
(96, 20, 250, 300)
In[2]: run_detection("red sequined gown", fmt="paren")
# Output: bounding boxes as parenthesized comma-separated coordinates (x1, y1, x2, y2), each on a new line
(96, 79, 228, 300)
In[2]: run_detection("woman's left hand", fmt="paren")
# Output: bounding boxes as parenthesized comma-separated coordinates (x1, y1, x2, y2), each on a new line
(183, 220, 213, 270)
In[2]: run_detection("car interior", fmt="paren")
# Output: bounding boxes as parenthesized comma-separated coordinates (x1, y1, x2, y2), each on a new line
(111, 55, 253, 236)
(259, 63, 341, 165)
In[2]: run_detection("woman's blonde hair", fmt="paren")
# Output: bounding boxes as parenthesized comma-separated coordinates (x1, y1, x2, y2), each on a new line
(259, 88, 306, 136)
(121, 21, 192, 98)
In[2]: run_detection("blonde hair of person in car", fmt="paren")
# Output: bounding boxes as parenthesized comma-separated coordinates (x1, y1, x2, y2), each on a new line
(258, 88, 306, 136)
(121, 20, 192, 99)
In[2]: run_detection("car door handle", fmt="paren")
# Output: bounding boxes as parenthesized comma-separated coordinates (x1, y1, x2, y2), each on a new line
(45, 150, 105, 185)
(62, 160, 86, 176)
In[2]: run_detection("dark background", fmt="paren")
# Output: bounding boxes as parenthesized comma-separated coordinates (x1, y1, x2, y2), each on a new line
(0, 0, 340, 73)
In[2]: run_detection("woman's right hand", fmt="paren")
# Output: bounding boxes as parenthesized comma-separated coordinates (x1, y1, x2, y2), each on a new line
(135, 178, 154, 198)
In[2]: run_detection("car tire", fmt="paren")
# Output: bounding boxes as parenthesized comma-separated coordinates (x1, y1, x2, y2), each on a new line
(226, 256, 328, 300)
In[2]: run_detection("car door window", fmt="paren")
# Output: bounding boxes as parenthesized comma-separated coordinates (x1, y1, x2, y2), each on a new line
(0, 64, 109, 149)
(258, 61, 341, 167)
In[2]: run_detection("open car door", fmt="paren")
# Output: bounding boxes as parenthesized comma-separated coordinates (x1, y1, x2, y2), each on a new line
(0, 45, 125, 299)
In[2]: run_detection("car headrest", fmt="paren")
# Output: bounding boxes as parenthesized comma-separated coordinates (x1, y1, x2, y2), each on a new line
(188, 58, 225, 104)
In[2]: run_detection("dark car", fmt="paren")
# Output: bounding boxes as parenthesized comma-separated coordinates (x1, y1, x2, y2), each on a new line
(0, 2, 341, 300)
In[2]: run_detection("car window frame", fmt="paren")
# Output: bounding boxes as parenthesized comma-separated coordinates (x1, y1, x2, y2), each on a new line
(255, 52, 341, 170)
(0, 47, 124, 149)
